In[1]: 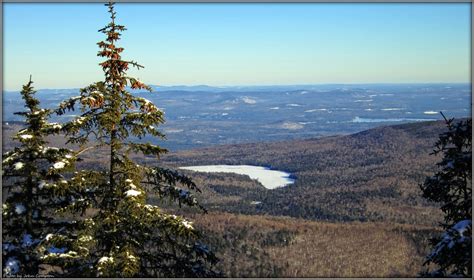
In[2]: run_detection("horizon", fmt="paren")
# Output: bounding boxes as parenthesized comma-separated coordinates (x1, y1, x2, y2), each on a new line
(4, 3, 471, 91)
(3, 82, 472, 93)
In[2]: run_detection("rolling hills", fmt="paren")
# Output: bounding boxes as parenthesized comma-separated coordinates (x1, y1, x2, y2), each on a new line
(155, 120, 450, 226)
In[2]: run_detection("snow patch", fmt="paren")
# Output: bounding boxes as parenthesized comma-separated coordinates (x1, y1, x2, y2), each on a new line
(381, 108, 404, 111)
(125, 189, 141, 197)
(427, 220, 471, 261)
(242, 96, 257, 104)
(53, 161, 67, 169)
(50, 123, 62, 129)
(74, 117, 87, 125)
(14, 162, 24, 170)
(305, 109, 327, 113)
(182, 220, 194, 229)
(98, 256, 114, 264)
(15, 204, 26, 215)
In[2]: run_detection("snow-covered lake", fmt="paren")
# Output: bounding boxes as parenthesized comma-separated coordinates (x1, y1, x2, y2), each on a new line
(179, 165, 295, 189)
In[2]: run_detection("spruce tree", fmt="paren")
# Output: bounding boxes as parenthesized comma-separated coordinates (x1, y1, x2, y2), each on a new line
(54, 2, 218, 277)
(2, 77, 82, 276)
(420, 113, 472, 277)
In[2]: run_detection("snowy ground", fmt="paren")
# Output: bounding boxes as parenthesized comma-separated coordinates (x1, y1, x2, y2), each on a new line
(179, 165, 295, 189)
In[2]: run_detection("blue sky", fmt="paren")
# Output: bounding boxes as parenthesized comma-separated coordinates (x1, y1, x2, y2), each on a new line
(3, 3, 471, 90)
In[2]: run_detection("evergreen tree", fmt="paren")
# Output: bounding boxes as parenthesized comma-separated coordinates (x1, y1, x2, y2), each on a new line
(2, 77, 83, 276)
(420, 113, 472, 277)
(54, 2, 219, 277)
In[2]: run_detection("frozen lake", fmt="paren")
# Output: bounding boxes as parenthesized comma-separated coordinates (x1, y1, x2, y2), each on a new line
(179, 165, 295, 189)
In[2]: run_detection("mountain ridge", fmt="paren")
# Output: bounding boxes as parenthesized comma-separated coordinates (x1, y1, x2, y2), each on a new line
(3, 82, 470, 94)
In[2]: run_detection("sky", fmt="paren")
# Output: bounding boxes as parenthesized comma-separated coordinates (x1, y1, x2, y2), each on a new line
(3, 3, 472, 91)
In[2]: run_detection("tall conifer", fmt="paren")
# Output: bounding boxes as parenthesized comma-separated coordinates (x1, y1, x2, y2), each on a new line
(2, 78, 81, 276)
(420, 114, 472, 277)
(55, 2, 218, 277)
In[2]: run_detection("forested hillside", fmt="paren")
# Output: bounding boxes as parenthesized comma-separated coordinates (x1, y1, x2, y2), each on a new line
(2, 118, 466, 277)
(158, 120, 450, 225)
(190, 212, 439, 277)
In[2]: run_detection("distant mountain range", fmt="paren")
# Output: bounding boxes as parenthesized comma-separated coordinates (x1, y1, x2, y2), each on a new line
(3, 83, 471, 151)
(3, 82, 471, 94)
(151, 83, 472, 93)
